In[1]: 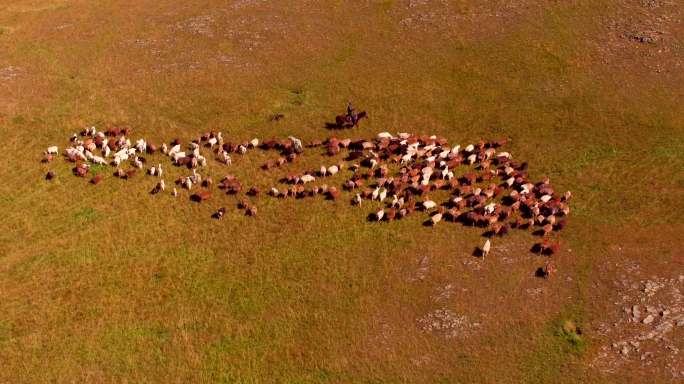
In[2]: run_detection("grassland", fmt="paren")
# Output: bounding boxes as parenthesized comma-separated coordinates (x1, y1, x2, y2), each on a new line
(0, 0, 682, 383)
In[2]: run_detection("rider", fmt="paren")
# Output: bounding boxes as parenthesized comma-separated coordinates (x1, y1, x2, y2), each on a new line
(346, 101, 356, 124)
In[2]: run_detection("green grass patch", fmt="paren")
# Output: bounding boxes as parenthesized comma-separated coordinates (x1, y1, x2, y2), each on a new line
(0, 321, 13, 343)
(73, 206, 96, 223)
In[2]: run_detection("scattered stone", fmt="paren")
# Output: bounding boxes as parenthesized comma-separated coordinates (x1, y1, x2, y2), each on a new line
(417, 309, 479, 339)
(643, 314, 655, 324)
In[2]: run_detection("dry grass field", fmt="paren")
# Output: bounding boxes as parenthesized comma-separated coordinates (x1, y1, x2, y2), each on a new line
(0, 0, 683, 382)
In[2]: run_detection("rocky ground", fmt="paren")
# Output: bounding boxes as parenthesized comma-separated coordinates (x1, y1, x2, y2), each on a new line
(591, 263, 684, 379)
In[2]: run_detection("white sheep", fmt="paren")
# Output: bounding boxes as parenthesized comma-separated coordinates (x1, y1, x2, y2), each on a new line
(135, 139, 147, 154)
(65, 147, 87, 161)
(114, 148, 128, 160)
(250, 138, 259, 148)
(319, 165, 327, 177)
(431, 213, 443, 225)
(464, 144, 474, 153)
(377, 132, 393, 139)
(197, 155, 207, 167)
(482, 239, 491, 259)
(45, 146, 58, 155)
(92, 155, 107, 165)
(371, 187, 380, 201)
(441, 166, 449, 179)
(168, 144, 181, 156)
(401, 153, 413, 165)
(378, 188, 387, 202)
(327, 165, 339, 176)
(422, 200, 437, 210)
(300, 174, 315, 184)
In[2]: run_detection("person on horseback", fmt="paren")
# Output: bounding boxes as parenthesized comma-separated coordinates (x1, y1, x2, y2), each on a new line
(346, 101, 356, 125)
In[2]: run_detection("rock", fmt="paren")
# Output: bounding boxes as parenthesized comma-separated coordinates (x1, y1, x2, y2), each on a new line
(676, 319, 684, 327)
(643, 315, 655, 324)
(620, 345, 630, 355)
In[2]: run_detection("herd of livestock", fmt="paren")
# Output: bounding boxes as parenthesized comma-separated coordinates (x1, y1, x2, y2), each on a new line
(42, 124, 571, 277)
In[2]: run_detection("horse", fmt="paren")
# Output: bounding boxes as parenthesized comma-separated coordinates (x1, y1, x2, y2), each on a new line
(334, 111, 368, 129)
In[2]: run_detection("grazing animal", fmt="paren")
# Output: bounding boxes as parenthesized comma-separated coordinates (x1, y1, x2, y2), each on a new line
(172, 188, 178, 197)
(214, 207, 226, 220)
(45, 170, 56, 180)
(45, 146, 58, 155)
(431, 213, 443, 226)
(151, 180, 165, 194)
(539, 261, 557, 279)
(133, 156, 143, 169)
(378, 188, 387, 202)
(482, 239, 491, 259)
(353, 193, 362, 206)
(422, 200, 437, 210)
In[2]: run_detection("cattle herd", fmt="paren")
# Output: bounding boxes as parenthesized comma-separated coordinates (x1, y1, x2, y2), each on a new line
(42, 122, 571, 277)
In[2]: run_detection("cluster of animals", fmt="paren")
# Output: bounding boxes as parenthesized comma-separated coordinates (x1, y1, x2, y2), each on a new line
(43, 120, 570, 278)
